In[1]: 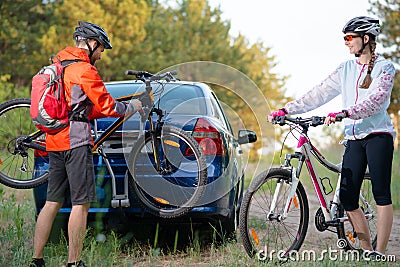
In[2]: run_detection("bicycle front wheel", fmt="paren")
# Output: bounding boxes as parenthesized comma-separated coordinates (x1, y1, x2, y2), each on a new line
(239, 168, 309, 259)
(337, 175, 377, 250)
(128, 125, 207, 218)
(0, 98, 48, 189)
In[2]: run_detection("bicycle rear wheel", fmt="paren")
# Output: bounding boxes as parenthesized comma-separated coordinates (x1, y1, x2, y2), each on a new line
(0, 98, 48, 189)
(337, 175, 377, 250)
(128, 125, 207, 218)
(239, 168, 309, 259)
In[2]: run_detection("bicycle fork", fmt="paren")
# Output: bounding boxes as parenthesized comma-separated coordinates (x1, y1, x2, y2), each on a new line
(271, 169, 300, 221)
(268, 152, 303, 221)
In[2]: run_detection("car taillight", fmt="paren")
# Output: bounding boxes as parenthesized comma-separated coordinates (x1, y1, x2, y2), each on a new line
(186, 118, 225, 156)
(34, 149, 48, 157)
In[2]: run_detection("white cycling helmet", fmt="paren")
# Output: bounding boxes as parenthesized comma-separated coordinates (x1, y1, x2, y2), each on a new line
(342, 16, 380, 36)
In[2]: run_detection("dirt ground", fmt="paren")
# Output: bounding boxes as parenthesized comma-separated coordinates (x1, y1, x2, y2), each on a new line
(300, 189, 400, 259)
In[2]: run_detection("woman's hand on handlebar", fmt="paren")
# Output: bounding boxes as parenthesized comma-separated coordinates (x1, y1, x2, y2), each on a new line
(325, 111, 347, 125)
(268, 108, 287, 123)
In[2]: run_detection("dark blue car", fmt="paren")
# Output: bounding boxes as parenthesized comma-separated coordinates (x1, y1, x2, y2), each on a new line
(33, 80, 256, 239)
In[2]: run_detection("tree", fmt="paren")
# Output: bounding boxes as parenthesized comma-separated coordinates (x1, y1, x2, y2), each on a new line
(369, 0, 400, 148)
(134, 0, 246, 72)
(0, 0, 53, 89)
(40, 0, 150, 81)
(134, 0, 288, 160)
(1, 0, 289, 159)
(0, 0, 150, 85)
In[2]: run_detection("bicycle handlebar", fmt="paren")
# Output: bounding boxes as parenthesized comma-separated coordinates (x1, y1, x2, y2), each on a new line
(333, 112, 346, 122)
(272, 112, 346, 127)
(125, 70, 178, 122)
(125, 70, 178, 82)
(125, 70, 153, 77)
(273, 116, 326, 127)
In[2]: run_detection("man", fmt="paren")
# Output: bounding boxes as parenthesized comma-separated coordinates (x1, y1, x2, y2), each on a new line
(30, 21, 142, 267)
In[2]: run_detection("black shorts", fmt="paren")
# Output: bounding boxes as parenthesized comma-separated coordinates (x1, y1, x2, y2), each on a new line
(46, 145, 96, 205)
(340, 134, 393, 211)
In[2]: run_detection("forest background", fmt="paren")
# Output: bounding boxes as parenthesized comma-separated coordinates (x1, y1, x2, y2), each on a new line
(0, 0, 399, 153)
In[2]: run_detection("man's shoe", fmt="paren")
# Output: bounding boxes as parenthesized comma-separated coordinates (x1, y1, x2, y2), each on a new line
(29, 258, 45, 267)
(67, 260, 87, 267)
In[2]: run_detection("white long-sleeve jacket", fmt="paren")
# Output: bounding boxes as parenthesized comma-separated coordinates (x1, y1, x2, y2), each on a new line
(284, 55, 396, 140)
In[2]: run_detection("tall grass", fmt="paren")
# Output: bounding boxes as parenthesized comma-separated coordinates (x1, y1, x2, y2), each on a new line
(391, 150, 400, 209)
(1, 185, 396, 267)
(1, 145, 399, 267)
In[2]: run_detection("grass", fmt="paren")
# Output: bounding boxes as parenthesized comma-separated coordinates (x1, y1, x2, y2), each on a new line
(0, 148, 399, 266)
(391, 150, 400, 209)
(1, 195, 396, 267)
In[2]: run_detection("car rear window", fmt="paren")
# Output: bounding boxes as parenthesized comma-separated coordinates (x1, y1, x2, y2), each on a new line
(106, 82, 206, 115)
(105, 82, 142, 98)
(156, 84, 206, 114)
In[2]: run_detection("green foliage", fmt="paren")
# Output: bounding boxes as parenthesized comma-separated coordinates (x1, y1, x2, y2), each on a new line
(0, 0, 54, 86)
(369, 0, 400, 115)
(0, 0, 287, 103)
(0, 76, 30, 100)
(0, 187, 35, 266)
(369, 0, 400, 65)
(391, 149, 400, 209)
(1, 182, 399, 266)
(0, 0, 289, 160)
(41, 0, 151, 81)
(134, 0, 244, 71)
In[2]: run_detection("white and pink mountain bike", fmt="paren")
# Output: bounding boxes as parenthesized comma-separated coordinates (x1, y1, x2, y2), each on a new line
(239, 115, 377, 258)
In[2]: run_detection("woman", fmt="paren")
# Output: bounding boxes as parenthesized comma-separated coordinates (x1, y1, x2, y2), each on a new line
(269, 16, 396, 256)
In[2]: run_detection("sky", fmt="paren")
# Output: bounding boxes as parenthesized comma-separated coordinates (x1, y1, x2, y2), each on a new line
(208, 0, 373, 115)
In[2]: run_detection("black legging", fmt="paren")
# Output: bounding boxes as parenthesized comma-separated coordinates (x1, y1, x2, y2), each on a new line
(340, 134, 393, 211)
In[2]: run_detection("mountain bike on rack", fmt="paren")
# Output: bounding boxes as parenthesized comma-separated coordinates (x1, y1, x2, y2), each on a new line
(239, 115, 377, 258)
(0, 70, 207, 218)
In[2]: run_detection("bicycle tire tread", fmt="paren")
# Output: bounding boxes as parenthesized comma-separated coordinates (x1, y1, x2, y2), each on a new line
(129, 125, 207, 218)
(239, 168, 309, 257)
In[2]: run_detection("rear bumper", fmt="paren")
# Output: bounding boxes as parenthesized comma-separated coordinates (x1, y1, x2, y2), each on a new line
(33, 181, 235, 219)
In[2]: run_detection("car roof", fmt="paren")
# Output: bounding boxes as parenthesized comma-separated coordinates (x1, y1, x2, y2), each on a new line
(105, 80, 213, 95)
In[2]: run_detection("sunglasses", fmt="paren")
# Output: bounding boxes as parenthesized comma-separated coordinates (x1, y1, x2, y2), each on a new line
(343, 35, 361, 41)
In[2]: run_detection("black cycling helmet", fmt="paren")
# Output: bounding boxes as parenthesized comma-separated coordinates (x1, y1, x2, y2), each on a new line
(73, 21, 112, 49)
(342, 16, 380, 36)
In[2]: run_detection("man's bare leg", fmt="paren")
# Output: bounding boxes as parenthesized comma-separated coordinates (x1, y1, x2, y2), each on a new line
(33, 201, 63, 258)
(67, 203, 90, 263)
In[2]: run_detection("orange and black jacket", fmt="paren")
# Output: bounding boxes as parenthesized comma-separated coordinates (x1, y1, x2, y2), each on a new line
(46, 46, 131, 151)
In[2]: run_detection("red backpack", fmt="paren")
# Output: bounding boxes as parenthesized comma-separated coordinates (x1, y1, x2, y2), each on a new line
(30, 57, 81, 134)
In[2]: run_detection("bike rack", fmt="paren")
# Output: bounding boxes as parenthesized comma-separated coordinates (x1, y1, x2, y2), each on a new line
(104, 150, 130, 208)
(94, 120, 130, 208)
